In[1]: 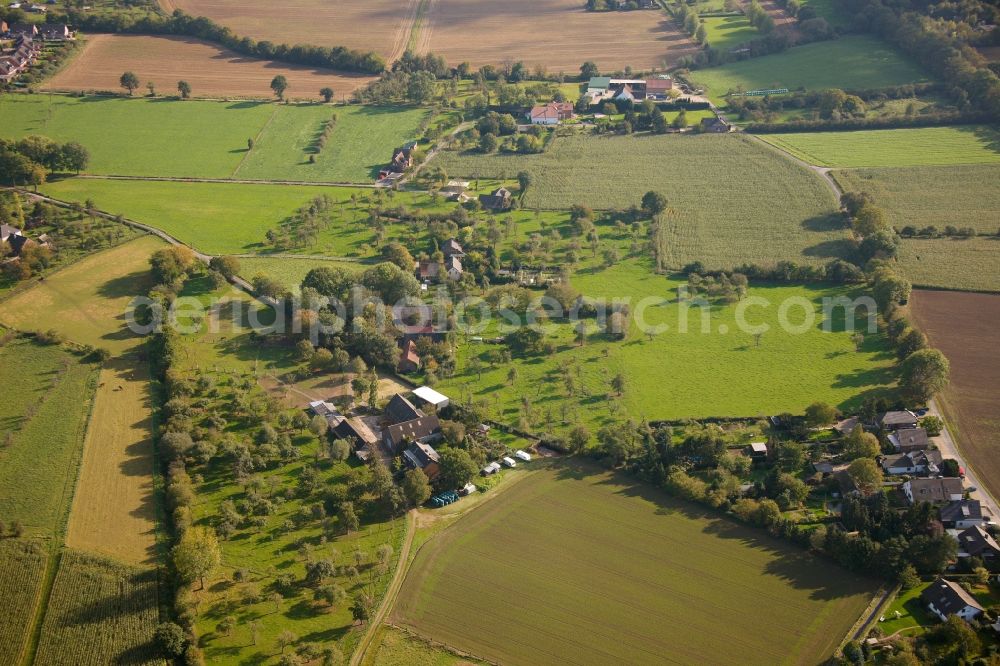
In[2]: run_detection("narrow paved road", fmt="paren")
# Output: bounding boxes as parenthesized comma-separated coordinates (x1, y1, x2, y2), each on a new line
(926, 398, 1000, 520)
(745, 134, 843, 202)
(350, 510, 417, 666)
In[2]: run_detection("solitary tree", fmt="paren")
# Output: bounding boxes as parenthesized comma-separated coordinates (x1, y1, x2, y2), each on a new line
(641, 191, 668, 217)
(270, 75, 289, 101)
(804, 402, 838, 427)
(172, 526, 221, 589)
(402, 468, 431, 507)
(120, 71, 140, 96)
(276, 629, 297, 654)
(177, 80, 191, 99)
(320, 87, 335, 103)
(900, 348, 949, 402)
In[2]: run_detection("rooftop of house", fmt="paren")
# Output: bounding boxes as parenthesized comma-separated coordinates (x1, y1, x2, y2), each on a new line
(385, 414, 441, 447)
(940, 499, 984, 523)
(921, 577, 984, 615)
(907, 477, 964, 501)
(403, 441, 440, 469)
(883, 449, 942, 468)
(890, 428, 931, 450)
(956, 525, 1000, 556)
(879, 410, 918, 426)
(385, 393, 424, 425)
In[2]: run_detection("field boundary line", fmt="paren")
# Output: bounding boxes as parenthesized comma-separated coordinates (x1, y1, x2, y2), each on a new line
(745, 133, 843, 201)
(21, 548, 63, 666)
(232, 105, 278, 179)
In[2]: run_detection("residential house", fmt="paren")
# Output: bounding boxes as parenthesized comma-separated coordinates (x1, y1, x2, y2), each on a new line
(444, 254, 463, 280)
(479, 187, 512, 211)
(37, 23, 71, 40)
(878, 410, 919, 431)
(402, 442, 441, 480)
(9, 23, 37, 37)
(921, 578, 984, 622)
(441, 238, 464, 258)
(527, 101, 574, 125)
(882, 449, 942, 476)
(383, 414, 441, 455)
(385, 393, 424, 425)
(0, 224, 21, 244)
(644, 77, 673, 100)
(332, 416, 379, 449)
(889, 427, 930, 452)
(411, 385, 449, 411)
(747, 441, 767, 461)
(397, 339, 421, 374)
(417, 260, 440, 281)
(834, 416, 860, 436)
(954, 526, 1000, 560)
(940, 500, 988, 529)
(440, 180, 470, 202)
(700, 116, 731, 133)
(903, 477, 964, 505)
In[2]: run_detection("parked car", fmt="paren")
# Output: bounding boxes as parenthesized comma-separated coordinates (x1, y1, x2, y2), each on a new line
(515, 450, 531, 462)
(502, 456, 517, 468)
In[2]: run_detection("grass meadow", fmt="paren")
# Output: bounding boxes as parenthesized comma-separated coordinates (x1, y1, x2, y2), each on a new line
(237, 256, 365, 291)
(898, 237, 1000, 292)
(834, 165, 1000, 234)
(0, 539, 48, 666)
(436, 260, 897, 435)
(436, 132, 848, 269)
(691, 36, 930, 101)
(33, 549, 165, 666)
(234, 104, 430, 183)
(0, 95, 428, 182)
(702, 15, 759, 50)
(0, 337, 98, 537)
(760, 126, 1000, 167)
(364, 626, 485, 666)
(394, 459, 879, 665)
(0, 235, 164, 353)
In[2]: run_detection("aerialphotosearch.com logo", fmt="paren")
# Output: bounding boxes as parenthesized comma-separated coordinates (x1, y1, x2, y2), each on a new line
(124, 284, 880, 345)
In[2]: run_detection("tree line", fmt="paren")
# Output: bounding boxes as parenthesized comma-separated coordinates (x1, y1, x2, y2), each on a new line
(0, 136, 89, 188)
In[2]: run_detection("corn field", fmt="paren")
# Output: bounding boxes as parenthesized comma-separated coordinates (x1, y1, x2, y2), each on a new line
(0, 539, 47, 666)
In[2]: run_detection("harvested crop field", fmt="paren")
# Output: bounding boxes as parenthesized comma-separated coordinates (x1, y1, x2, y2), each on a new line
(0, 539, 48, 666)
(419, 0, 697, 71)
(834, 165, 1000, 234)
(897, 237, 1000, 293)
(66, 361, 158, 565)
(436, 132, 846, 268)
(910, 291, 1000, 504)
(34, 549, 165, 666)
(394, 459, 878, 665)
(162, 0, 417, 60)
(43, 34, 376, 100)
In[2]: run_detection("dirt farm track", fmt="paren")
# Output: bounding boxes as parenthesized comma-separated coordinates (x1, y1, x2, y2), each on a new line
(44, 34, 375, 99)
(158, 0, 698, 71)
(909, 290, 1000, 504)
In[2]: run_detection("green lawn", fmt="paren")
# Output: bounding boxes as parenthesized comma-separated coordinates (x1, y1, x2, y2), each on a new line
(0, 94, 272, 178)
(898, 237, 1000, 293)
(436, 132, 847, 269)
(437, 259, 897, 435)
(702, 15, 759, 50)
(878, 584, 932, 637)
(394, 459, 879, 665)
(0, 337, 98, 537)
(234, 104, 430, 183)
(691, 36, 931, 101)
(237, 256, 365, 291)
(834, 164, 1000, 234)
(762, 126, 1000, 167)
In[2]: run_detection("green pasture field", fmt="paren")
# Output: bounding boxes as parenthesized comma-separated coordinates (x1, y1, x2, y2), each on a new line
(234, 104, 430, 183)
(798, 0, 851, 26)
(436, 132, 847, 269)
(364, 626, 485, 666)
(0, 337, 99, 537)
(394, 459, 879, 665)
(760, 126, 1000, 167)
(33, 550, 165, 666)
(0, 540, 48, 666)
(691, 36, 930, 102)
(702, 15, 758, 50)
(833, 165, 1000, 234)
(0, 94, 271, 178)
(898, 237, 1000, 293)
(237, 256, 365, 291)
(436, 259, 896, 434)
(0, 235, 164, 354)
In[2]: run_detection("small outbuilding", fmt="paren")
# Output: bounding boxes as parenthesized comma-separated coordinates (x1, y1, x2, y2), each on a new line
(412, 385, 450, 410)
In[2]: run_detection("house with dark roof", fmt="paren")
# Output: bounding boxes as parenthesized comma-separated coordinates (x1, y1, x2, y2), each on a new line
(878, 410, 919, 431)
(882, 449, 942, 476)
(397, 339, 420, 374)
(835, 469, 862, 498)
(940, 499, 987, 529)
(444, 255, 462, 280)
(383, 414, 441, 454)
(0, 224, 21, 244)
(333, 416, 379, 448)
(385, 393, 424, 425)
(37, 23, 71, 40)
(903, 477, 964, 505)
(441, 239, 464, 258)
(700, 116, 731, 133)
(921, 578, 984, 622)
(402, 442, 441, 480)
(9, 23, 37, 37)
(479, 187, 512, 211)
(954, 526, 1000, 560)
(889, 427, 930, 452)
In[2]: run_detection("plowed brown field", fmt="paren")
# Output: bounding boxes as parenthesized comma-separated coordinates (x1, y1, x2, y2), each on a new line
(419, 0, 697, 71)
(44, 34, 376, 100)
(910, 290, 1000, 502)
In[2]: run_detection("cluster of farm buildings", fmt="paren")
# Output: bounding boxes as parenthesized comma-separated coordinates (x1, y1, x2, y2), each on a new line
(0, 21, 72, 83)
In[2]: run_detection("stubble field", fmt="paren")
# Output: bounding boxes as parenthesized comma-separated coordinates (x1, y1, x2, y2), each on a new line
(43, 34, 377, 100)
(897, 237, 1000, 293)
(419, 0, 697, 71)
(394, 459, 879, 665)
(910, 291, 1000, 508)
